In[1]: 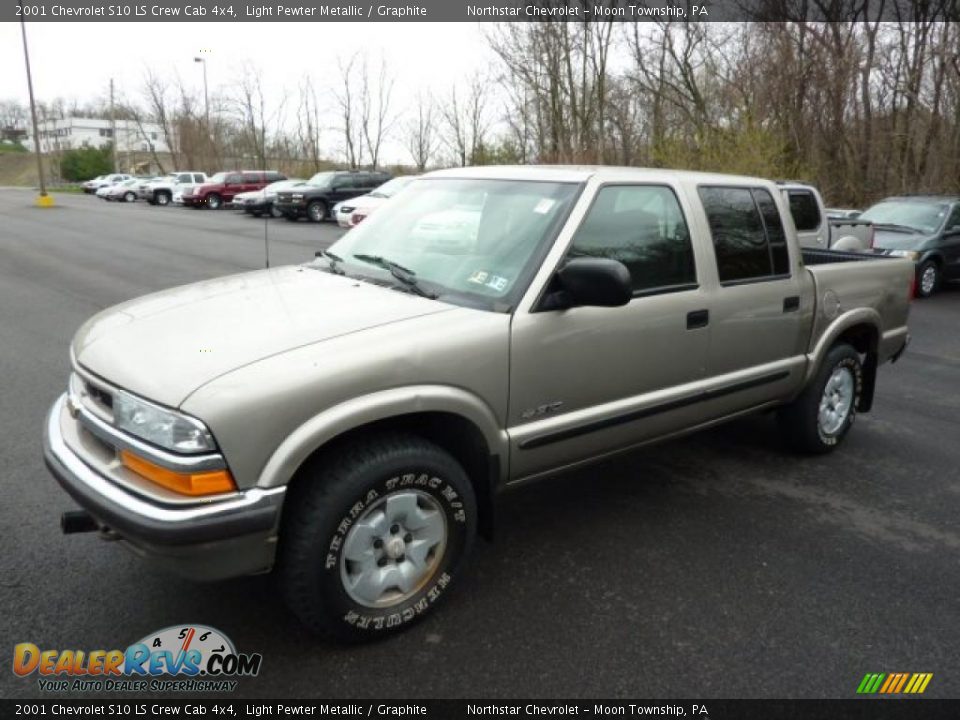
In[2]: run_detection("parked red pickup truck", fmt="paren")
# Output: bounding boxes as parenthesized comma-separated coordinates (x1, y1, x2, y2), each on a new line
(181, 170, 286, 209)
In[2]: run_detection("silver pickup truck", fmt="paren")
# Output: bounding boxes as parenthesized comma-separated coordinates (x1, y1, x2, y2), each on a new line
(45, 166, 912, 640)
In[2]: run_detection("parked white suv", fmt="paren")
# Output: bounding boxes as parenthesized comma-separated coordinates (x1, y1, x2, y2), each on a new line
(140, 172, 207, 206)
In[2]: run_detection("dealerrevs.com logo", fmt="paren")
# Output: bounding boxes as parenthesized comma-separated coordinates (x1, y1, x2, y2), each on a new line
(13, 624, 262, 693)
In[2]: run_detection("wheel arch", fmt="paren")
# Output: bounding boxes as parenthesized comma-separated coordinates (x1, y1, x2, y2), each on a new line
(259, 388, 509, 540)
(806, 309, 881, 412)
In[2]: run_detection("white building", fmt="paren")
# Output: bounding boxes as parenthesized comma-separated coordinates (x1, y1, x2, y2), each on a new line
(23, 117, 172, 154)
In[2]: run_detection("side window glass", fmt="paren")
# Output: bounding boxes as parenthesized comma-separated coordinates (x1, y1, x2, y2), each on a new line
(947, 205, 960, 231)
(194, 174, 205, 183)
(787, 191, 822, 231)
(226, 174, 242, 184)
(242, 173, 260, 183)
(753, 189, 790, 275)
(568, 185, 696, 293)
(699, 186, 772, 283)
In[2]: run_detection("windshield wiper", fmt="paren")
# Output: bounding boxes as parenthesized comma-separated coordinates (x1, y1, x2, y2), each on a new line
(351, 254, 438, 299)
(315, 249, 345, 275)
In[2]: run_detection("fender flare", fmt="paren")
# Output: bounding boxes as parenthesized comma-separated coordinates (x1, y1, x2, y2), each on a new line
(256, 385, 509, 489)
(805, 307, 882, 383)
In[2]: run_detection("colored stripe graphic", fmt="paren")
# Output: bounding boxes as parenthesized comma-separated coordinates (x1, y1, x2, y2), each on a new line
(857, 672, 933, 694)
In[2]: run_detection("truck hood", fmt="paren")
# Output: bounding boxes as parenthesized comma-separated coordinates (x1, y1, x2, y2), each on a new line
(73, 266, 453, 407)
(872, 229, 933, 250)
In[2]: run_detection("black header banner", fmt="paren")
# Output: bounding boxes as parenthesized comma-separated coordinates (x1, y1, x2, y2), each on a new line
(3, 699, 960, 720)
(6, 0, 960, 23)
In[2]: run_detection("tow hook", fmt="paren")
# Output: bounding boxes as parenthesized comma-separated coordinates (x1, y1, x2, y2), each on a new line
(61, 510, 98, 534)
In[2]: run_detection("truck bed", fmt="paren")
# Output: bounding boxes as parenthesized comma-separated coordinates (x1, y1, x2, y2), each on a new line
(801, 248, 890, 265)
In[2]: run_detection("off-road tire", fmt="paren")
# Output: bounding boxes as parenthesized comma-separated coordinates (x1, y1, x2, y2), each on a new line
(779, 343, 862, 455)
(280, 433, 477, 641)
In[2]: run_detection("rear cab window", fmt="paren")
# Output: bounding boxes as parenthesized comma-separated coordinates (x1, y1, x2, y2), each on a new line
(699, 186, 792, 285)
(787, 190, 822, 232)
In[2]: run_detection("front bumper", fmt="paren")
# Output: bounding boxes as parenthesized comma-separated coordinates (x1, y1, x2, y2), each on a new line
(43, 395, 285, 579)
(180, 195, 204, 206)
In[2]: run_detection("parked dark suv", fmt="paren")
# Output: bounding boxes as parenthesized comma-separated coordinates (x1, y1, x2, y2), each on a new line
(860, 195, 960, 297)
(181, 170, 287, 210)
(275, 170, 391, 222)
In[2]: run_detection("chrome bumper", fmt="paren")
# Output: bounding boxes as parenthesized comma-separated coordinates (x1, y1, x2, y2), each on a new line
(44, 394, 285, 548)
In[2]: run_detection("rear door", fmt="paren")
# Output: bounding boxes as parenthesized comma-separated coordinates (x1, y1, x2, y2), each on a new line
(508, 183, 711, 480)
(696, 185, 810, 413)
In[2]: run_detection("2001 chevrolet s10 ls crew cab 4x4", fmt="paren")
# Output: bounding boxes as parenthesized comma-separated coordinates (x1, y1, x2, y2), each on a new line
(45, 166, 912, 640)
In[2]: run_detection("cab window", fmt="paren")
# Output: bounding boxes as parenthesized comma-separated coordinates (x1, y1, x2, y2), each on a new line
(699, 186, 791, 284)
(568, 185, 696, 294)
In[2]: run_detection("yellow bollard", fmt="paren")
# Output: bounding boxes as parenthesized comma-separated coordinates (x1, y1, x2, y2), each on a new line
(35, 193, 55, 208)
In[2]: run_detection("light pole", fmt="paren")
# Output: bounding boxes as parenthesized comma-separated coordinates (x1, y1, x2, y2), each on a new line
(18, 0, 53, 207)
(194, 56, 210, 129)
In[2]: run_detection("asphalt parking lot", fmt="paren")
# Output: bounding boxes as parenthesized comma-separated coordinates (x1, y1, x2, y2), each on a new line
(1, 188, 959, 700)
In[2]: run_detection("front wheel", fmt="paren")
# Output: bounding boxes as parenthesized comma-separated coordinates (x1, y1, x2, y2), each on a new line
(915, 260, 940, 298)
(123, 192, 136, 202)
(779, 343, 862, 454)
(306, 201, 327, 223)
(280, 434, 477, 641)
(206, 193, 223, 210)
(270, 203, 283, 219)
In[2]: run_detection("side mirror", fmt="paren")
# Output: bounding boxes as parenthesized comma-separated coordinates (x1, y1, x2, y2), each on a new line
(541, 257, 632, 311)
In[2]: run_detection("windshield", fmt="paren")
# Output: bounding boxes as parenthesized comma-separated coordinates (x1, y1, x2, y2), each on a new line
(369, 176, 415, 199)
(306, 172, 334, 187)
(859, 200, 950, 234)
(207, 172, 227, 184)
(324, 178, 580, 310)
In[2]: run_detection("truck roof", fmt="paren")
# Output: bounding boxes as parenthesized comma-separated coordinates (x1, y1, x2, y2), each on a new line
(424, 164, 777, 187)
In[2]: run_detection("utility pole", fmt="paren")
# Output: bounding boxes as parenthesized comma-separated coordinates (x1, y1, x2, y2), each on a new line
(110, 78, 117, 173)
(18, 0, 52, 207)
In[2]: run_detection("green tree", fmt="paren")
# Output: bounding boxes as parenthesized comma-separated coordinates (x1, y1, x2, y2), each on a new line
(59, 144, 113, 182)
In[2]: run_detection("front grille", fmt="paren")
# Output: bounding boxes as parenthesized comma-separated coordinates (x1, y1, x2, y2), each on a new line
(84, 380, 113, 410)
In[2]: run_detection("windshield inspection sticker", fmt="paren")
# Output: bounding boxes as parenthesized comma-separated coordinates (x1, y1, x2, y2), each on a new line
(467, 271, 510, 292)
(533, 198, 556, 214)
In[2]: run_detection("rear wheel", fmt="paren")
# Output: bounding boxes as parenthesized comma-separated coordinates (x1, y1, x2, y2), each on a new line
(779, 343, 862, 454)
(306, 201, 327, 223)
(280, 433, 476, 641)
(123, 192, 136, 202)
(154, 191, 171, 206)
(270, 203, 283, 219)
(206, 193, 223, 210)
(915, 260, 940, 298)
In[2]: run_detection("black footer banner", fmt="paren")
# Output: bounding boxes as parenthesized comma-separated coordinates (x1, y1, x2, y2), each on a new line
(3, 700, 960, 720)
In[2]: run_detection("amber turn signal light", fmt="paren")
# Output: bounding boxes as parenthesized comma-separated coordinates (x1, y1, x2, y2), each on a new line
(120, 450, 237, 496)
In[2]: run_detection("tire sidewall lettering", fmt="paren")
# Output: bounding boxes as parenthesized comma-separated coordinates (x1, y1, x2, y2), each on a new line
(817, 355, 862, 446)
(324, 471, 467, 633)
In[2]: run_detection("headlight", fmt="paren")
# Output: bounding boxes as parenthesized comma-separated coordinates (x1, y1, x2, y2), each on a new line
(340, 206, 354, 213)
(889, 250, 920, 261)
(113, 391, 216, 454)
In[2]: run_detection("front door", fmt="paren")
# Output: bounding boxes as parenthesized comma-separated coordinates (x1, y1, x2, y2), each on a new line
(508, 183, 711, 481)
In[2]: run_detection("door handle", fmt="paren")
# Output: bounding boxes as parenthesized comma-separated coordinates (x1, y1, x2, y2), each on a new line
(783, 296, 800, 313)
(686, 309, 709, 329)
